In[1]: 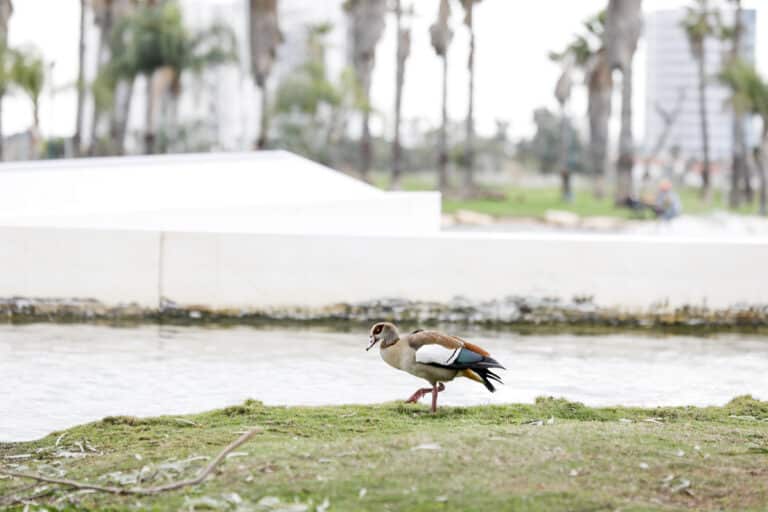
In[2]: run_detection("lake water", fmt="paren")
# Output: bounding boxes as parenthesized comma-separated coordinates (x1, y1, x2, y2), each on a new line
(2, 324, 767, 442)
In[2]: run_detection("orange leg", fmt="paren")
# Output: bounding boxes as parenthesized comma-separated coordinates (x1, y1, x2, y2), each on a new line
(405, 383, 445, 405)
(430, 383, 439, 413)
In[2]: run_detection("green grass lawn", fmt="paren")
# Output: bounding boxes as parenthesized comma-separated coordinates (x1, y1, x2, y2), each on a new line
(372, 172, 761, 219)
(2, 397, 767, 511)
(443, 187, 747, 219)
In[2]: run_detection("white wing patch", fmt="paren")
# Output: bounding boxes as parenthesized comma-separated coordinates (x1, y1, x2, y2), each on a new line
(415, 344, 461, 366)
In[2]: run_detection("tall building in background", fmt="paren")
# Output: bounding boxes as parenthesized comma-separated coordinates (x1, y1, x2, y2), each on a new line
(644, 8, 756, 164)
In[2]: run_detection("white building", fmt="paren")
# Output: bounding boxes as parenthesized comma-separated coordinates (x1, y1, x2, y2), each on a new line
(644, 8, 756, 163)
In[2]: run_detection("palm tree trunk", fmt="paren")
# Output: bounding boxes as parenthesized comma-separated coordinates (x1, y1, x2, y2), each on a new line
(257, 84, 269, 149)
(744, 158, 754, 203)
(113, 77, 135, 156)
(31, 100, 40, 159)
(559, 103, 572, 202)
(616, 65, 634, 199)
(168, 91, 180, 153)
(731, 122, 747, 208)
(391, 0, 406, 190)
(361, 105, 372, 182)
(144, 73, 156, 155)
(463, 8, 476, 192)
(0, 94, 4, 161)
(438, 53, 449, 191)
(697, 52, 711, 199)
(74, 0, 86, 157)
(730, 0, 748, 208)
(89, 24, 109, 156)
(588, 84, 611, 199)
(759, 130, 768, 216)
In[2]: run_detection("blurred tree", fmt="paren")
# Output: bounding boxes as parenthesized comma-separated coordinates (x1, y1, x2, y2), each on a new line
(160, 19, 237, 153)
(249, 0, 283, 150)
(643, 88, 686, 181)
(553, 13, 613, 199)
(0, 0, 12, 160)
(343, 0, 387, 181)
(719, 59, 768, 215)
(582, 13, 613, 199)
(117, 2, 174, 154)
(429, 0, 453, 191)
(458, 0, 482, 193)
(604, 0, 642, 200)
(681, 0, 718, 199)
(90, 68, 118, 149)
(492, 119, 510, 172)
(108, 1, 236, 154)
(720, 0, 750, 207)
(517, 107, 584, 175)
(11, 47, 45, 157)
(391, 0, 412, 190)
(74, 0, 86, 156)
(553, 55, 574, 202)
(90, 0, 138, 155)
(551, 12, 612, 199)
(274, 23, 342, 164)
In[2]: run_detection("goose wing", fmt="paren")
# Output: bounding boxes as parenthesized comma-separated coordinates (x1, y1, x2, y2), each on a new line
(406, 330, 505, 392)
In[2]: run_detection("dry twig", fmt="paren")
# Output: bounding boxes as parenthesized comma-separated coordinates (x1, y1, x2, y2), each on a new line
(0, 428, 260, 496)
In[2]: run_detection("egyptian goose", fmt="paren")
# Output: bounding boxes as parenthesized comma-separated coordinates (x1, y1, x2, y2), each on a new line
(366, 322, 504, 413)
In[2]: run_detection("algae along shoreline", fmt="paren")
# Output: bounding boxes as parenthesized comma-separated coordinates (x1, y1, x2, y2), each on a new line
(1, 398, 767, 511)
(5, 296, 768, 332)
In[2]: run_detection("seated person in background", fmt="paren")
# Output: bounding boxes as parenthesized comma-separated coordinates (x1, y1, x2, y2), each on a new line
(654, 179, 681, 220)
(616, 179, 682, 220)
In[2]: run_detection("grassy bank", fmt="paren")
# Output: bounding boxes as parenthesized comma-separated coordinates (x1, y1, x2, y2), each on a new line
(2, 398, 767, 511)
(441, 186, 745, 219)
(373, 173, 759, 219)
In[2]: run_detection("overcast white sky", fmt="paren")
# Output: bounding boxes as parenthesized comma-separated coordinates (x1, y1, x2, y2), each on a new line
(5, 0, 767, 142)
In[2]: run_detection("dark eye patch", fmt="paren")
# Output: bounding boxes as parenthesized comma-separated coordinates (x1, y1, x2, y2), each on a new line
(374, 325, 382, 334)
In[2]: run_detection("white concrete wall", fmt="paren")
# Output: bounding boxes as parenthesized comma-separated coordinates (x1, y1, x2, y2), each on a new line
(2, 227, 767, 310)
(0, 227, 160, 306)
(0, 192, 441, 236)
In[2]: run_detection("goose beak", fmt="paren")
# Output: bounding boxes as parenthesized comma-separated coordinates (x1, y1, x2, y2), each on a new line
(366, 336, 378, 351)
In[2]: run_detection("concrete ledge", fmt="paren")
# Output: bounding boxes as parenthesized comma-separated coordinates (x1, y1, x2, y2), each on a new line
(1, 227, 768, 327)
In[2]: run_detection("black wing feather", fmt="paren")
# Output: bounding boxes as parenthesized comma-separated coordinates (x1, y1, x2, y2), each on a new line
(423, 346, 505, 392)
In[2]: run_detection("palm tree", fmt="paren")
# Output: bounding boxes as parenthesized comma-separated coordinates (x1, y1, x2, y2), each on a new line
(0, 0, 9, 42)
(12, 47, 45, 157)
(459, 0, 482, 192)
(681, 0, 717, 199)
(162, 21, 237, 152)
(74, 0, 86, 156)
(0, 0, 13, 161)
(121, 3, 172, 154)
(582, 12, 612, 198)
(108, 2, 234, 154)
(721, 0, 749, 207)
(249, 0, 283, 150)
(604, 0, 642, 200)
(391, 0, 411, 190)
(429, 0, 453, 191)
(273, 23, 341, 164)
(343, 0, 387, 181)
(719, 60, 768, 215)
(90, 0, 137, 155)
(554, 56, 574, 202)
(552, 11, 613, 198)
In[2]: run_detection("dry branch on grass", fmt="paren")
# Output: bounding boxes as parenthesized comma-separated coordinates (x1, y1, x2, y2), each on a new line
(0, 428, 260, 497)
